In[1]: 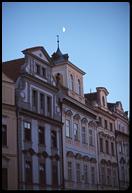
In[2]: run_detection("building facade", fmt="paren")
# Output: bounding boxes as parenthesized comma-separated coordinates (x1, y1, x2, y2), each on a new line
(51, 46, 99, 190)
(2, 43, 129, 190)
(2, 47, 63, 190)
(107, 101, 129, 189)
(85, 87, 119, 190)
(2, 72, 18, 190)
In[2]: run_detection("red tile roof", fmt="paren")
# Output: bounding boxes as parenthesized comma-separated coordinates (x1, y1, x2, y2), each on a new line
(2, 58, 25, 81)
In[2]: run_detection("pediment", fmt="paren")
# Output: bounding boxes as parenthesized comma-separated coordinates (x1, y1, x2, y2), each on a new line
(32, 50, 49, 63)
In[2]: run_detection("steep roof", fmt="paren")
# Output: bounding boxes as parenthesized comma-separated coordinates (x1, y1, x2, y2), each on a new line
(2, 58, 25, 81)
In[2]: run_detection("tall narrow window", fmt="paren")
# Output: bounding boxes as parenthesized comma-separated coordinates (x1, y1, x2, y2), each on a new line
(76, 163, 81, 183)
(42, 67, 46, 78)
(47, 96, 52, 116)
(112, 169, 117, 187)
(100, 138, 103, 152)
(82, 126, 86, 144)
(104, 120, 107, 129)
(38, 126, 45, 145)
(106, 140, 109, 154)
(99, 117, 102, 126)
(66, 119, 70, 138)
(2, 168, 8, 190)
(121, 166, 125, 182)
(25, 160, 32, 184)
(40, 93, 45, 114)
(107, 168, 111, 185)
(24, 121, 31, 142)
(67, 161, 72, 181)
(51, 130, 57, 148)
(110, 122, 113, 131)
(32, 90, 38, 111)
(89, 129, 93, 146)
(101, 167, 106, 185)
(36, 64, 40, 74)
(91, 166, 95, 185)
(111, 142, 114, 156)
(52, 161, 58, 187)
(39, 163, 46, 186)
(2, 124, 7, 146)
(78, 79, 81, 95)
(102, 96, 105, 106)
(74, 123, 79, 141)
(84, 164, 88, 184)
(70, 74, 74, 91)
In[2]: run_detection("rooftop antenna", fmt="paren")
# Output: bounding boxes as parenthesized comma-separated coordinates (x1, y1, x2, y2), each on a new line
(57, 35, 59, 49)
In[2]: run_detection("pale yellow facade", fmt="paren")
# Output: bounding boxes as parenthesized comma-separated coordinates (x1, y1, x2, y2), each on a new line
(2, 72, 18, 190)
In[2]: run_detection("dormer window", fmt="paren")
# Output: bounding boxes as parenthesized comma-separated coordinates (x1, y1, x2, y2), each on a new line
(102, 96, 105, 106)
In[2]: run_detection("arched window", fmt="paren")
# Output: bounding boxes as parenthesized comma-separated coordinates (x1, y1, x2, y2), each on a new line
(70, 74, 74, 91)
(78, 79, 81, 95)
(102, 96, 105, 106)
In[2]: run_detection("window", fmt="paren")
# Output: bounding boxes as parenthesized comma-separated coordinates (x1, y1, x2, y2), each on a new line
(70, 74, 74, 91)
(74, 123, 79, 141)
(99, 117, 102, 126)
(82, 126, 86, 144)
(2, 124, 7, 146)
(91, 166, 95, 185)
(38, 126, 45, 145)
(119, 142, 123, 153)
(121, 166, 125, 182)
(24, 121, 31, 142)
(67, 161, 72, 181)
(76, 163, 81, 183)
(25, 160, 32, 184)
(42, 67, 46, 78)
(39, 163, 46, 186)
(51, 130, 57, 148)
(104, 120, 107, 129)
(36, 64, 40, 74)
(52, 161, 58, 187)
(106, 140, 109, 154)
(101, 167, 106, 185)
(47, 96, 52, 116)
(66, 120, 70, 138)
(89, 129, 93, 146)
(32, 90, 37, 109)
(100, 138, 103, 152)
(40, 93, 45, 113)
(2, 168, 8, 190)
(107, 168, 111, 185)
(77, 79, 81, 95)
(112, 169, 117, 187)
(102, 96, 105, 106)
(84, 164, 88, 184)
(111, 142, 114, 156)
(110, 123, 113, 131)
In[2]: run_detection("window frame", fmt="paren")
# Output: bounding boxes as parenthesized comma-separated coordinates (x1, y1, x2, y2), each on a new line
(2, 124, 7, 146)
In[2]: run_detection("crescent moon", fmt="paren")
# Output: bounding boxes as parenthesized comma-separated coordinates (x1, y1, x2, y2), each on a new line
(62, 27, 66, 32)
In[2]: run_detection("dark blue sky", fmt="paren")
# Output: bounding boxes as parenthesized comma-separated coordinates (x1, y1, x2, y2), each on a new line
(2, 2, 130, 113)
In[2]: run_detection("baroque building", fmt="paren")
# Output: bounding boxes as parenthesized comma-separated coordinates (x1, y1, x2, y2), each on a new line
(2, 72, 18, 190)
(85, 87, 119, 190)
(51, 44, 99, 190)
(107, 101, 129, 189)
(2, 47, 63, 190)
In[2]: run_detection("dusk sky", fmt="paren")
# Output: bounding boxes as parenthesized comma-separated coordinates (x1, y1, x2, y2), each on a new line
(2, 2, 130, 113)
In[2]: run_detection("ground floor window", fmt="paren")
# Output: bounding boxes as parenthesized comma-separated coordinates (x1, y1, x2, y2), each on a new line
(2, 168, 8, 190)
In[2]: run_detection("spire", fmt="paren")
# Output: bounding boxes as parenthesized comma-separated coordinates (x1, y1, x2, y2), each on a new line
(57, 35, 59, 49)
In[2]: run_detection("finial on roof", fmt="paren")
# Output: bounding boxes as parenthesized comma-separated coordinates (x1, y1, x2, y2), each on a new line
(57, 35, 59, 49)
